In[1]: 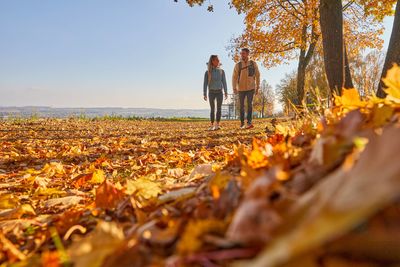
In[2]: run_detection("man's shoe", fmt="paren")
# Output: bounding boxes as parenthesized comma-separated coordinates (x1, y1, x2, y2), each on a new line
(246, 124, 254, 129)
(214, 125, 221, 130)
(208, 126, 215, 131)
(240, 124, 246, 129)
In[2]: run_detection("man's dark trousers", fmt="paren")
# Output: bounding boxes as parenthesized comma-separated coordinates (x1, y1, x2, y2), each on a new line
(239, 89, 255, 125)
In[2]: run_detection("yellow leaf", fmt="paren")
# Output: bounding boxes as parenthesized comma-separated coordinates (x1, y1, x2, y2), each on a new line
(371, 104, 394, 128)
(275, 124, 289, 135)
(275, 123, 296, 136)
(335, 88, 365, 108)
(126, 177, 162, 200)
(42, 162, 65, 176)
(34, 187, 67, 197)
(0, 194, 20, 209)
(91, 169, 105, 184)
(247, 149, 269, 169)
(383, 64, 400, 103)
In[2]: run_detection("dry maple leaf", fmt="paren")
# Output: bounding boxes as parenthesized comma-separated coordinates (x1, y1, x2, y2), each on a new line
(126, 177, 162, 200)
(68, 221, 125, 267)
(383, 64, 400, 102)
(95, 181, 125, 209)
(334, 88, 367, 108)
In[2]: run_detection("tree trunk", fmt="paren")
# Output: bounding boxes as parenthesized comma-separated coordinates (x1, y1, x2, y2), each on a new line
(320, 0, 344, 96)
(261, 92, 265, 118)
(295, 22, 318, 106)
(296, 52, 307, 106)
(377, 0, 400, 98)
(344, 43, 354, 89)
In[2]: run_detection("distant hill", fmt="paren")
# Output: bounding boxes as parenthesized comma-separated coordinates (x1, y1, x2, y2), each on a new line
(0, 106, 210, 119)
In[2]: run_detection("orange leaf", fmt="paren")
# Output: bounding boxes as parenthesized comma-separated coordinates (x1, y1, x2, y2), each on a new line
(72, 173, 92, 189)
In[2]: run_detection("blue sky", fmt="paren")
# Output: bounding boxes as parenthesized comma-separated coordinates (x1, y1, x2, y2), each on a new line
(0, 1, 395, 109)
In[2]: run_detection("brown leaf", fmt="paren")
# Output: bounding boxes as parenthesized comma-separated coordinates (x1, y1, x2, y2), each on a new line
(167, 168, 184, 178)
(227, 199, 281, 245)
(68, 221, 124, 267)
(43, 196, 83, 210)
(95, 181, 125, 209)
(0, 204, 36, 221)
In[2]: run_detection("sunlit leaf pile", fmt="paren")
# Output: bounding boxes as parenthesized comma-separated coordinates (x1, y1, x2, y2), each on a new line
(1, 66, 400, 267)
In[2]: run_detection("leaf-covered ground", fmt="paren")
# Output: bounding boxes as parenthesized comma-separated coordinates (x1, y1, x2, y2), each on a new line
(1, 67, 400, 267)
(0, 119, 268, 266)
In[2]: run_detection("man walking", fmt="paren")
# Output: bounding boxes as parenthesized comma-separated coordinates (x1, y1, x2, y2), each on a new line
(232, 48, 261, 129)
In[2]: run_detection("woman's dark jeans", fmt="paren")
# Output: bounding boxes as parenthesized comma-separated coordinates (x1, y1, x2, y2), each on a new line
(239, 90, 255, 125)
(209, 91, 223, 123)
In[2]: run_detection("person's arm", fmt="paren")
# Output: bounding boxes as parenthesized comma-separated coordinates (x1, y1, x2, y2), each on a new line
(222, 70, 228, 96)
(254, 61, 261, 93)
(232, 64, 238, 94)
(203, 71, 208, 99)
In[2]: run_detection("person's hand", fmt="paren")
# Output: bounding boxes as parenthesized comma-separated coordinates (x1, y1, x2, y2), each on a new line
(233, 89, 238, 95)
(224, 93, 228, 100)
(204, 95, 207, 101)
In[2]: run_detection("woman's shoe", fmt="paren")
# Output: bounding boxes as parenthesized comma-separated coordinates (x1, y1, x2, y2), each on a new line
(240, 124, 246, 129)
(214, 125, 221, 130)
(208, 125, 215, 131)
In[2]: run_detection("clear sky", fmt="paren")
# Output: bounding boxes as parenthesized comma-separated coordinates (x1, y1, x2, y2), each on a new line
(0, 1, 395, 109)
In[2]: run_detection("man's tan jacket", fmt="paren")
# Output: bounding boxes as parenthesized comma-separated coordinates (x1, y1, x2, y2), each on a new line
(232, 60, 261, 92)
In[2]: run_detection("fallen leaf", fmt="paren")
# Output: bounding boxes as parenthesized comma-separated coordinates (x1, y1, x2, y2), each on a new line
(177, 219, 226, 254)
(0, 194, 20, 209)
(167, 168, 184, 178)
(95, 181, 125, 209)
(91, 169, 105, 184)
(383, 64, 400, 102)
(68, 221, 125, 267)
(185, 164, 214, 182)
(0, 204, 36, 221)
(158, 187, 196, 204)
(335, 88, 366, 108)
(44, 196, 83, 210)
(126, 177, 162, 200)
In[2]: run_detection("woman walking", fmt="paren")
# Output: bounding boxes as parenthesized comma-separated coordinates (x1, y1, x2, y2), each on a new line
(203, 55, 228, 131)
